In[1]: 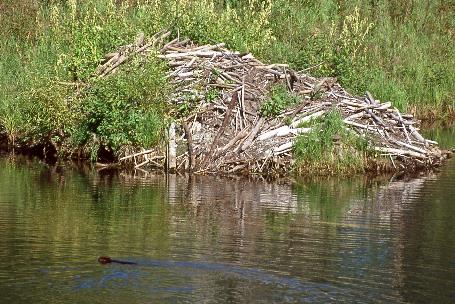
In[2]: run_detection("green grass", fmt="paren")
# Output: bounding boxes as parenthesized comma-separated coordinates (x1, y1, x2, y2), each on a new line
(1, 0, 454, 162)
(266, 0, 455, 116)
(260, 85, 299, 118)
(293, 109, 371, 176)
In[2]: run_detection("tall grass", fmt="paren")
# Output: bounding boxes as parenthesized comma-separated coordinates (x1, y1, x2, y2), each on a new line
(267, 0, 455, 116)
(293, 109, 371, 176)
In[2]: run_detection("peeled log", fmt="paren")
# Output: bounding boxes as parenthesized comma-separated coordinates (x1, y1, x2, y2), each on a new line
(374, 147, 426, 159)
(409, 125, 426, 143)
(167, 122, 177, 172)
(258, 125, 312, 141)
(274, 142, 293, 154)
(291, 110, 325, 128)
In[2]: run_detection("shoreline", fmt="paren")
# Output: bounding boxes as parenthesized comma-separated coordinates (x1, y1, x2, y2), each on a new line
(0, 144, 452, 180)
(1, 33, 453, 178)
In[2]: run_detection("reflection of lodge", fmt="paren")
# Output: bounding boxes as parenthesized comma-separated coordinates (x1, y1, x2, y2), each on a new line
(386, 164, 455, 302)
(163, 174, 299, 259)
(341, 166, 455, 303)
(159, 169, 454, 303)
(342, 175, 430, 302)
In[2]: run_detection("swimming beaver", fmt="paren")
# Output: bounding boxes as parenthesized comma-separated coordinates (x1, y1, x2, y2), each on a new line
(98, 256, 137, 265)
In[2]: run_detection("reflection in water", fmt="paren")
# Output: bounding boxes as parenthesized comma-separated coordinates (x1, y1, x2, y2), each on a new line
(0, 146, 455, 303)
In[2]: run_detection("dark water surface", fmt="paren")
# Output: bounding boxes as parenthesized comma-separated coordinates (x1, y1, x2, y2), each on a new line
(1, 132, 454, 303)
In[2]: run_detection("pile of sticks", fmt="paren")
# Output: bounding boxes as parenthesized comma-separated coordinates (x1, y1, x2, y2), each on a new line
(95, 32, 449, 175)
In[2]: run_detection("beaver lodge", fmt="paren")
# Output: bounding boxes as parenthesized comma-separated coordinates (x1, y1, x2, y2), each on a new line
(94, 31, 450, 177)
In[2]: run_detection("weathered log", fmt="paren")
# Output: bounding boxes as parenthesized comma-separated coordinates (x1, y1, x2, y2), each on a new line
(120, 149, 155, 161)
(374, 147, 426, 159)
(215, 127, 250, 157)
(167, 122, 177, 172)
(291, 110, 325, 128)
(202, 92, 239, 167)
(409, 125, 426, 143)
(182, 121, 195, 171)
(394, 140, 428, 155)
(366, 91, 379, 105)
(274, 142, 293, 154)
(240, 117, 265, 151)
(394, 109, 411, 143)
(159, 50, 239, 59)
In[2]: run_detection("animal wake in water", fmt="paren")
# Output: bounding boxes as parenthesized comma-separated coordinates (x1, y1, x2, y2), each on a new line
(98, 256, 137, 265)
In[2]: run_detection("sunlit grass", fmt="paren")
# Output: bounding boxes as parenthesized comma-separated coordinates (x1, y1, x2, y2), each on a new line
(293, 109, 371, 176)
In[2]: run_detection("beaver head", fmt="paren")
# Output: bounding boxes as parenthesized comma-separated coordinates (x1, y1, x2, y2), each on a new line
(98, 256, 112, 264)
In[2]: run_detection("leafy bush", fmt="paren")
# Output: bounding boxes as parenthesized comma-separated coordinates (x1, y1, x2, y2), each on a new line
(74, 55, 169, 160)
(0, 0, 175, 159)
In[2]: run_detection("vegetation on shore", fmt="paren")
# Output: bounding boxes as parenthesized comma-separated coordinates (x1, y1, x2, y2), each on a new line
(293, 109, 371, 176)
(0, 0, 453, 171)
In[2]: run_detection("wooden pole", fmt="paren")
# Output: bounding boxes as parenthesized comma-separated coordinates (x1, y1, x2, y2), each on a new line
(167, 122, 177, 172)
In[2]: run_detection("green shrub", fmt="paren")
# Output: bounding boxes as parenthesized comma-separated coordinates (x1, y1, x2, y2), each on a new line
(74, 55, 169, 160)
(1, 0, 174, 159)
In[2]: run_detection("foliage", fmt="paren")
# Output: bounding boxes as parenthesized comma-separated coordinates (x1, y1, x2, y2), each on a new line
(267, 0, 455, 115)
(74, 56, 169, 160)
(205, 88, 221, 103)
(174, 0, 275, 55)
(260, 85, 299, 117)
(293, 109, 370, 175)
(0, 0, 173, 160)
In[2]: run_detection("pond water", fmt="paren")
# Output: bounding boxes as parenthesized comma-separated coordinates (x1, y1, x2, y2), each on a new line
(0, 130, 454, 303)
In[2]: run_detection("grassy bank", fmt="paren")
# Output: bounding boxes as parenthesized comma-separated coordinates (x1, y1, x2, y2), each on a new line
(0, 0, 454, 162)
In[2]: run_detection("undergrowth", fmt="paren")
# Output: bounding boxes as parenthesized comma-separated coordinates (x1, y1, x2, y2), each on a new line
(293, 109, 371, 176)
(74, 56, 169, 161)
(260, 85, 299, 118)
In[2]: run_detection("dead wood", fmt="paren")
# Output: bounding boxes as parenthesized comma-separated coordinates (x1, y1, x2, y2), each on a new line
(182, 121, 195, 171)
(92, 32, 448, 176)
